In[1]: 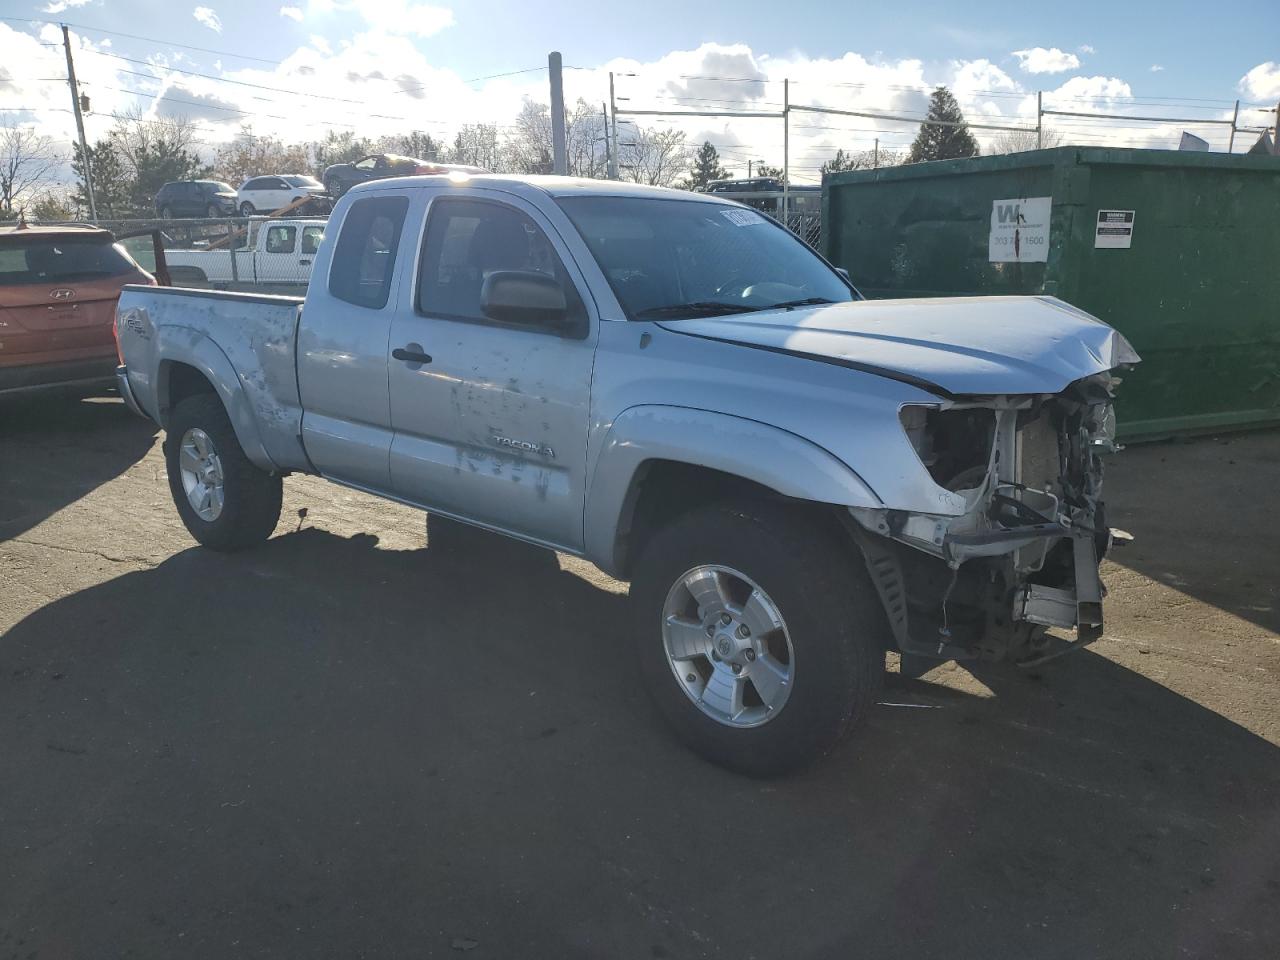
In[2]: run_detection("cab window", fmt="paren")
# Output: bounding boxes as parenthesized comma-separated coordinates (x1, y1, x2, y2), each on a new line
(328, 196, 408, 309)
(264, 226, 297, 254)
(416, 197, 584, 331)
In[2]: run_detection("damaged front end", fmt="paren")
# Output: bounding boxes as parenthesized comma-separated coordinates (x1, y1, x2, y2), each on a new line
(848, 371, 1127, 668)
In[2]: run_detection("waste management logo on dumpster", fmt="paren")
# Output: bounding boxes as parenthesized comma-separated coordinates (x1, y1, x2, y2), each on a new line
(988, 197, 1051, 263)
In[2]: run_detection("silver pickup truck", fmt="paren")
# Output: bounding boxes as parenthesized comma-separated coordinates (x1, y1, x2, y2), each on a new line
(114, 174, 1139, 775)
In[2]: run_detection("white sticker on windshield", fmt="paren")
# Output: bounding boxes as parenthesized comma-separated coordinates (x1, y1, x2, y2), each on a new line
(720, 208, 764, 226)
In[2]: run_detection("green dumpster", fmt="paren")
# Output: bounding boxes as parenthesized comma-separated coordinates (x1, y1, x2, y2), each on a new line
(822, 147, 1280, 439)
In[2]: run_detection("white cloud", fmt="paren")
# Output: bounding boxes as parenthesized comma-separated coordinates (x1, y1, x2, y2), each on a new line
(1239, 62, 1280, 101)
(1078, 44, 1095, 54)
(1011, 47, 1081, 75)
(192, 6, 222, 33)
(1149, 64, 1164, 73)
(279, 5, 303, 20)
(310, 34, 332, 55)
(42, 0, 93, 13)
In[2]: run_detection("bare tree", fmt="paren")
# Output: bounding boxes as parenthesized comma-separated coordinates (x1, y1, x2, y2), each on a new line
(448, 124, 500, 170)
(215, 125, 312, 185)
(989, 127, 1063, 154)
(501, 98, 609, 178)
(0, 120, 62, 215)
(621, 127, 693, 187)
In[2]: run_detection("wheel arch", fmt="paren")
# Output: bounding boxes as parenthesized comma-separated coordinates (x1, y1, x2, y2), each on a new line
(156, 339, 276, 472)
(584, 405, 882, 578)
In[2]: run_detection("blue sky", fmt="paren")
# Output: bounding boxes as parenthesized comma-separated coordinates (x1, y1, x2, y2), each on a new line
(3, 0, 1278, 183)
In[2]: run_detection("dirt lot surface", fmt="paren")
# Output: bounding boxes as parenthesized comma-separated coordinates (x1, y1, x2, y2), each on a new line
(2, 395, 1278, 960)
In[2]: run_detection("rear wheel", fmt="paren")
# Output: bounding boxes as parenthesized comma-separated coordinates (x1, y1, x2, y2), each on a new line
(239, 201, 255, 217)
(206, 203, 221, 218)
(631, 499, 887, 776)
(164, 394, 282, 551)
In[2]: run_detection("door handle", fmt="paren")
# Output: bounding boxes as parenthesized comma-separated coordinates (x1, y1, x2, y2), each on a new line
(392, 346, 432, 364)
(299, 259, 312, 265)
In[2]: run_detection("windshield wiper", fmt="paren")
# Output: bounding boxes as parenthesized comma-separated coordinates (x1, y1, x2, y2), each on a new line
(634, 301, 761, 319)
(762, 297, 836, 310)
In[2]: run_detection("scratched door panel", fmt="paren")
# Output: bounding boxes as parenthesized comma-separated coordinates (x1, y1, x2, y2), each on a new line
(387, 192, 597, 551)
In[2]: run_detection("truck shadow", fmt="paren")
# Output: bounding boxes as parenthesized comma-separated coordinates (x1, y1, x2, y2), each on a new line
(2, 523, 1277, 959)
(1104, 429, 1280, 633)
(0, 392, 158, 542)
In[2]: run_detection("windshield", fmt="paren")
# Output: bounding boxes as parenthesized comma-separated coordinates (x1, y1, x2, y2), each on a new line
(284, 175, 322, 187)
(0, 237, 138, 285)
(556, 196, 854, 320)
(198, 181, 235, 193)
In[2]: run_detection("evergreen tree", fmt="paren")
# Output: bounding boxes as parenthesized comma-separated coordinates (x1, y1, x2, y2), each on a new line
(907, 87, 980, 163)
(72, 139, 130, 218)
(753, 163, 783, 179)
(685, 141, 730, 190)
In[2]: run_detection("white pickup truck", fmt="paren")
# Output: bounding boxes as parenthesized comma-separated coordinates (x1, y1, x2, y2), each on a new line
(114, 174, 1139, 775)
(164, 218, 326, 289)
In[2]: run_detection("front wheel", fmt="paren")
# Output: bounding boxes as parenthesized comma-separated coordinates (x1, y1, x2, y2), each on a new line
(160, 206, 174, 219)
(239, 201, 255, 217)
(631, 500, 887, 776)
(164, 394, 282, 551)
(206, 203, 221, 218)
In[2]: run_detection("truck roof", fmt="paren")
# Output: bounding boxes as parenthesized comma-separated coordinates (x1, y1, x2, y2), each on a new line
(348, 174, 733, 205)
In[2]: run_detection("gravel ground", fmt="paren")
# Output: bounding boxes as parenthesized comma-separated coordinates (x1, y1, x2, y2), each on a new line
(1, 394, 1278, 960)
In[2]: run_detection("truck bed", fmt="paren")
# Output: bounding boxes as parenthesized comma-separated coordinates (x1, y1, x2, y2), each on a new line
(115, 285, 311, 474)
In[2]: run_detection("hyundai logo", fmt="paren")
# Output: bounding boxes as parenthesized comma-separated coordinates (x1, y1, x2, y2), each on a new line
(49, 288, 75, 301)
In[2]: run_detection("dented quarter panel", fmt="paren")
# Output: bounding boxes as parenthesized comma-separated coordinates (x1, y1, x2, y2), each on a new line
(114, 285, 307, 472)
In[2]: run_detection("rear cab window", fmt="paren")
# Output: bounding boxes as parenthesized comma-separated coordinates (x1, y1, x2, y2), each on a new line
(0, 236, 139, 285)
(328, 196, 409, 309)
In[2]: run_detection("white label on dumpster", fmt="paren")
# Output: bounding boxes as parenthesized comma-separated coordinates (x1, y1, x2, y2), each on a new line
(1094, 209, 1135, 248)
(988, 197, 1051, 263)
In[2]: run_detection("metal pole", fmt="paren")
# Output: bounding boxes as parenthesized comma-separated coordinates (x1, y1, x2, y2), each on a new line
(782, 78, 790, 226)
(601, 102, 612, 179)
(62, 24, 97, 221)
(873, 138, 879, 169)
(1274, 101, 1280, 155)
(228, 222, 239, 285)
(1036, 91, 1043, 149)
(748, 160, 753, 178)
(548, 51, 567, 175)
(1228, 100, 1239, 152)
(608, 73, 619, 179)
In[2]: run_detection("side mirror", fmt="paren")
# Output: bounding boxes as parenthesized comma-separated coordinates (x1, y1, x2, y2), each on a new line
(835, 267, 851, 282)
(480, 270, 578, 335)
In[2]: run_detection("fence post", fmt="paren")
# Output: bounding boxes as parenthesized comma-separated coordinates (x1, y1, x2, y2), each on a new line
(228, 220, 239, 286)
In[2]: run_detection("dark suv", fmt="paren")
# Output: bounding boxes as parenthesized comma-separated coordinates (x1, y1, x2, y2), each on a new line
(154, 181, 238, 219)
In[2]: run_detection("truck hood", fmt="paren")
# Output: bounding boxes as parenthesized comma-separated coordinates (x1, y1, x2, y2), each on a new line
(656, 295, 1140, 397)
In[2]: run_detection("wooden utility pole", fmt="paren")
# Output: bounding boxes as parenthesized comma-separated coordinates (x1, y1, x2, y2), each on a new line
(62, 24, 97, 221)
(1036, 91, 1043, 149)
(548, 51, 567, 175)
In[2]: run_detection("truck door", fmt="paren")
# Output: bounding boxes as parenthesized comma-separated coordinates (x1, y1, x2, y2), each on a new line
(296, 194, 410, 492)
(386, 193, 597, 551)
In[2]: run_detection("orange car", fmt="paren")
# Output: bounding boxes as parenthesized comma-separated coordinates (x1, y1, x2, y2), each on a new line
(0, 222, 158, 396)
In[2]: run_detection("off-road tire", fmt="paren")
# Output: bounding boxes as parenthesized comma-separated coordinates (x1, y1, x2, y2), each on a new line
(165, 394, 282, 551)
(631, 499, 887, 777)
